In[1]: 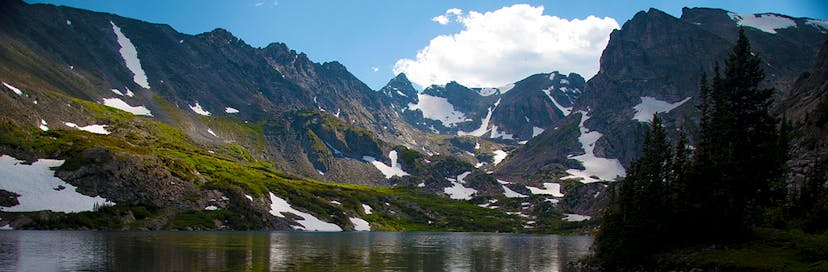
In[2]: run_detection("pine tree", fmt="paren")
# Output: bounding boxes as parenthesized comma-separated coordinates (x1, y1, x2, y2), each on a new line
(595, 28, 789, 269)
(691, 27, 786, 240)
(595, 114, 674, 268)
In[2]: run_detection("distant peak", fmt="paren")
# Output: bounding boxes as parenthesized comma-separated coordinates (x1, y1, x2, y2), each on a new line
(644, 7, 672, 18)
(200, 28, 241, 42)
(394, 73, 409, 81)
(322, 61, 348, 72)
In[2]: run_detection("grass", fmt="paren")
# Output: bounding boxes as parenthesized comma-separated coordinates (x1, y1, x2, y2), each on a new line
(0, 94, 523, 232)
(660, 228, 828, 271)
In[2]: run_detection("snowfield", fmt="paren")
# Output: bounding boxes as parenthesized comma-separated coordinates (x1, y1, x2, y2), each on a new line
(563, 111, 626, 183)
(64, 122, 110, 135)
(0, 155, 115, 213)
(363, 150, 409, 179)
(632, 96, 691, 123)
(443, 171, 477, 200)
(563, 213, 592, 222)
(458, 99, 501, 137)
(2, 82, 23, 96)
(110, 88, 135, 97)
(111, 21, 150, 89)
(189, 102, 211, 116)
(492, 150, 508, 166)
(542, 87, 572, 116)
(102, 98, 153, 116)
(526, 183, 564, 197)
(224, 107, 239, 114)
(408, 94, 470, 127)
(268, 192, 342, 231)
(349, 217, 371, 231)
(728, 13, 796, 34)
(497, 180, 527, 198)
(362, 204, 373, 215)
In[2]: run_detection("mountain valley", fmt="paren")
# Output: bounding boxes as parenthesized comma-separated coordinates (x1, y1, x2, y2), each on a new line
(0, 0, 826, 234)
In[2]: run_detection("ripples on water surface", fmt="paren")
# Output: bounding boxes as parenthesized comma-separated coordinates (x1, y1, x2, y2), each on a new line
(0, 231, 592, 271)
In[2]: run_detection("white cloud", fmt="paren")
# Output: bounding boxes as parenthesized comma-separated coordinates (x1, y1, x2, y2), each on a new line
(371, 66, 379, 72)
(395, 4, 619, 88)
(432, 15, 450, 25)
(432, 8, 464, 25)
(255, 1, 264, 7)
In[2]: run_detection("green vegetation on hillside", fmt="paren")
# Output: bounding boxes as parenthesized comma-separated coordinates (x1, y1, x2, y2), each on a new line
(0, 90, 521, 232)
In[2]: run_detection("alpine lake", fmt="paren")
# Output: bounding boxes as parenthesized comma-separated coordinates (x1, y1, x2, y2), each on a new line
(0, 231, 592, 271)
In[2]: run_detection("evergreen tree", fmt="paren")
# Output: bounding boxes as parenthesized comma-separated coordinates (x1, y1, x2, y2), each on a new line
(595, 115, 674, 268)
(595, 28, 789, 268)
(693, 28, 786, 239)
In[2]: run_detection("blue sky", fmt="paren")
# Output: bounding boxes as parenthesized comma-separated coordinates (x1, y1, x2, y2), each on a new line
(27, 0, 828, 89)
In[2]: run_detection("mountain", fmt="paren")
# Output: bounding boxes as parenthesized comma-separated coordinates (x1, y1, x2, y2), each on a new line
(0, 0, 527, 231)
(497, 7, 828, 187)
(1, 0, 826, 230)
(780, 40, 828, 190)
(384, 71, 584, 143)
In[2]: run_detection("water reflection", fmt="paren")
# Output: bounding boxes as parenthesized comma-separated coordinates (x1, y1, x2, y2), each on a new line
(0, 231, 592, 271)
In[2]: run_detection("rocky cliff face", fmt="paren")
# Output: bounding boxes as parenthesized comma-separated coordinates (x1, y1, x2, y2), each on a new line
(0, 0, 451, 186)
(385, 71, 584, 143)
(498, 8, 828, 187)
(780, 40, 828, 191)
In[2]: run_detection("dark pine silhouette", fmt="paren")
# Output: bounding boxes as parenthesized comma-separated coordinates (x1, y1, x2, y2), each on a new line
(594, 28, 789, 269)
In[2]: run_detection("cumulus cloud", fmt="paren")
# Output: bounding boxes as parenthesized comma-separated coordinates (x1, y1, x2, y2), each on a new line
(395, 4, 619, 88)
(432, 8, 464, 25)
(432, 15, 450, 25)
(371, 67, 379, 72)
(255, 1, 265, 7)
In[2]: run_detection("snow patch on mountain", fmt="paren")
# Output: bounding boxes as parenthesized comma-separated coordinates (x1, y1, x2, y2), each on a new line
(102, 98, 153, 116)
(806, 19, 828, 32)
(225, 107, 239, 114)
(39, 119, 49, 131)
(458, 98, 500, 137)
(110, 88, 134, 97)
(498, 83, 515, 94)
(490, 125, 514, 140)
(349, 217, 371, 231)
(492, 150, 508, 165)
(2, 82, 23, 96)
(541, 88, 572, 116)
(268, 192, 342, 231)
(632, 96, 691, 123)
(0, 155, 114, 213)
(408, 94, 470, 127)
(362, 204, 373, 215)
(563, 213, 591, 222)
(443, 171, 476, 200)
(563, 111, 626, 183)
(532, 126, 545, 138)
(64, 122, 110, 135)
(111, 21, 150, 89)
(362, 150, 409, 179)
(189, 102, 211, 116)
(526, 182, 564, 197)
(727, 13, 796, 34)
(497, 180, 527, 198)
(478, 88, 498, 96)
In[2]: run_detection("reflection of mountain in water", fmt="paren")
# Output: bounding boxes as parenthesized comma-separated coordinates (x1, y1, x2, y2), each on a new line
(0, 231, 593, 271)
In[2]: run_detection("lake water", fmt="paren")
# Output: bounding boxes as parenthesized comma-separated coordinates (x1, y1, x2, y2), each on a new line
(0, 231, 593, 271)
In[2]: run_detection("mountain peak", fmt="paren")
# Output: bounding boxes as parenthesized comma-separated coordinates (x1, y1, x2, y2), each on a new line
(381, 73, 418, 100)
(393, 73, 409, 82)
